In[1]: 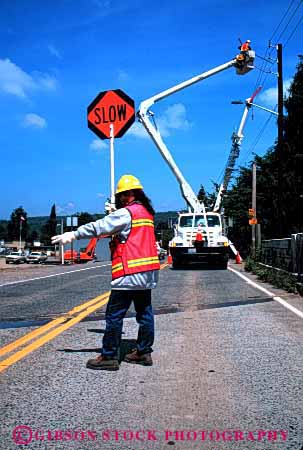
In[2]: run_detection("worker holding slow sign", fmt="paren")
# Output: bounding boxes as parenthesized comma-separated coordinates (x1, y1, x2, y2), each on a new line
(52, 175, 160, 371)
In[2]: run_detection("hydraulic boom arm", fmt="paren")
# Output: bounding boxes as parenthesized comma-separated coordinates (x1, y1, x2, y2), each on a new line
(213, 86, 261, 212)
(138, 50, 254, 213)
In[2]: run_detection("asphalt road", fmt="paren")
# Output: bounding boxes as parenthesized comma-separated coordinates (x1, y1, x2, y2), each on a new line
(0, 260, 302, 450)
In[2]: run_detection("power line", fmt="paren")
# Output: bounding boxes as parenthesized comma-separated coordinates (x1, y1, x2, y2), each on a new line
(274, 0, 303, 43)
(284, 13, 303, 46)
(240, 106, 277, 166)
(253, 0, 303, 93)
(226, 1, 302, 183)
(269, 0, 297, 41)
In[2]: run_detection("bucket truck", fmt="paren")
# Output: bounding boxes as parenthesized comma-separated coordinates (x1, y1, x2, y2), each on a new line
(137, 46, 255, 269)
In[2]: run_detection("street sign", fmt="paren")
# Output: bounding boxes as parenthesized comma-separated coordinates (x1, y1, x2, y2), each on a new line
(66, 217, 78, 227)
(87, 89, 135, 139)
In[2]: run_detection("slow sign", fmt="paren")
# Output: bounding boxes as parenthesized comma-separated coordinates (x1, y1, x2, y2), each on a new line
(87, 89, 135, 139)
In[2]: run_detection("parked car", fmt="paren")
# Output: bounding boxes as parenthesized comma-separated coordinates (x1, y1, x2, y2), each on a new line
(156, 242, 167, 260)
(5, 251, 27, 264)
(0, 247, 12, 256)
(26, 251, 48, 264)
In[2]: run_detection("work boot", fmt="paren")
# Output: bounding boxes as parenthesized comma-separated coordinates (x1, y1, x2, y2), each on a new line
(86, 354, 119, 371)
(124, 349, 153, 366)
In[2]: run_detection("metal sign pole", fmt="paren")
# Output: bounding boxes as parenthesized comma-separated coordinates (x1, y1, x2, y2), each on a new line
(70, 215, 74, 264)
(61, 218, 64, 265)
(110, 124, 115, 206)
(19, 220, 22, 251)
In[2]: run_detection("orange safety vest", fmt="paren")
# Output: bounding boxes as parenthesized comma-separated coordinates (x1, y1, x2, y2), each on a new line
(111, 203, 160, 280)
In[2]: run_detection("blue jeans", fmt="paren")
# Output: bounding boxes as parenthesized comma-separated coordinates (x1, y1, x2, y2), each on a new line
(101, 290, 154, 358)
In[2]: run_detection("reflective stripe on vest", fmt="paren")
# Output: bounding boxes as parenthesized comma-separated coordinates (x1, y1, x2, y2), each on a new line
(127, 256, 160, 269)
(132, 218, 154, 227)
(111, 203, 160, 280)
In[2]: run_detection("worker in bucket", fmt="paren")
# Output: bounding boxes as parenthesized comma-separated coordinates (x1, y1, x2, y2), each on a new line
(239, 39, 251, 62)
(51, 175, 160, 371)
(240, 39, 251, 52)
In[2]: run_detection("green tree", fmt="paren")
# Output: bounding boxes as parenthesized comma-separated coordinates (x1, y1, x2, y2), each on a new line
(281, 56, 303, 234)
(224, 56, 303, 251)
(76, 212, 94, 226)
(28, 230, 39, 243)
(0, 222, 7, 241)
(7, 207, 28, 242)
(40, 204, 57, 244)
(224, 149, 281, 253)
(223, 165, 252, 255)
(197, 183, 217, 209)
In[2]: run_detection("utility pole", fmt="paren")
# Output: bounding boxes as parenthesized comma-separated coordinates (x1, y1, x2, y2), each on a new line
(252, 162, 257, 257)
(277, 43, 284, 237)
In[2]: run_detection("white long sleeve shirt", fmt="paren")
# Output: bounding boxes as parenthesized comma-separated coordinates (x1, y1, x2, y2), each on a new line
(74, 208, 159, 290)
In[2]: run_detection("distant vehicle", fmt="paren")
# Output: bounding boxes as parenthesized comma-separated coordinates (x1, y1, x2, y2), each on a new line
(0, 247, 12, 256)
(156, 242, 167, 260)
(26, 251, 48, 264)
(64, 238, 99, 263)
(5, 251, 27, 264)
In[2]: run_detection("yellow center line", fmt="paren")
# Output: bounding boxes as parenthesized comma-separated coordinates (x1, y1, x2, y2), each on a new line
(0, 261, 170, 373)
(0, 296, 110, 373)
(0, 291, 110, 358)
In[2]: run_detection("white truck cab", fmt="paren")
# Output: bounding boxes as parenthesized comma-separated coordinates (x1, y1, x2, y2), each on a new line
(170, 212, 229, 268)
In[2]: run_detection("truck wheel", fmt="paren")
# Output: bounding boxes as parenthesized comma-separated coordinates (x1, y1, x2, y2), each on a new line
(172, 258, 181, 269)
(218, 260, 228, 270)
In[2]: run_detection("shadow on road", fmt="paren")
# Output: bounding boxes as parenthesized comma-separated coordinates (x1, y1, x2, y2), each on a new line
(57, 338, 137, 363)
(169, 263, 229, 271)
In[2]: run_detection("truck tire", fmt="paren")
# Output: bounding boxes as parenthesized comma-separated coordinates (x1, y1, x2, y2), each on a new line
(172, 258, 181, 269)
(218, 259, 228, 270)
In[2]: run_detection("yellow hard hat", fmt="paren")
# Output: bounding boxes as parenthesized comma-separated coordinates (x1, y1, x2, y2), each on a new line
(115, 175, 143, 194)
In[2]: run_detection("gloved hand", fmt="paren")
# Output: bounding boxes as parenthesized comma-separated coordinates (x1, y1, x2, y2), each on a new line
(105, 200, 116, 213)
(51, 231, 76, 245)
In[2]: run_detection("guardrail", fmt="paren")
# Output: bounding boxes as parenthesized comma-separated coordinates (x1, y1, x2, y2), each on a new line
(258, 233, 303, 280)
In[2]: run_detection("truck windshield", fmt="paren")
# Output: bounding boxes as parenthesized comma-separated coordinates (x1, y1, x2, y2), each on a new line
(180, 214, 221, 227)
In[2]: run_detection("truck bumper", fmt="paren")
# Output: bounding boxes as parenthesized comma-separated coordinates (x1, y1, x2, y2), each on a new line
(170, 246, 228, 264)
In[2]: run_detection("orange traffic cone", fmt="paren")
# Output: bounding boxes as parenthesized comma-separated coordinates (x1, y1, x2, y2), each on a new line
(195, 224, 203, 242)
(236, 252, 242, 264)
(167, 249, 172, 264)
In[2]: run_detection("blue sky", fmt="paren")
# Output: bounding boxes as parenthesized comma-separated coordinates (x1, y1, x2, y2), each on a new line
(0, 0, 302, 218)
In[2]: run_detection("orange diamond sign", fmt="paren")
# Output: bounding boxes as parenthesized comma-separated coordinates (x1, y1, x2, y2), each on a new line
(87, 89, 135, 139)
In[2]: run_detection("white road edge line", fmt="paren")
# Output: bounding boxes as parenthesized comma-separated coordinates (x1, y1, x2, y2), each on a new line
(228, 266, 303, 319)
(0, 263, 112, 288)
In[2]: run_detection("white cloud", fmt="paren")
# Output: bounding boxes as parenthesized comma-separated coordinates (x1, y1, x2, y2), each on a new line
(97, 193, 106, 198)
(127, 122, 149, 139)
(157, 103, 192, 137)
(22, 113, 47, 129)
(48, 44, 62, 59)
(128, 103, 192, 140)
(90, 139, 108, 151)
(0, 58, 58, 99)
(258, 79, 292, 106)
(56, 202, 76, 214)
